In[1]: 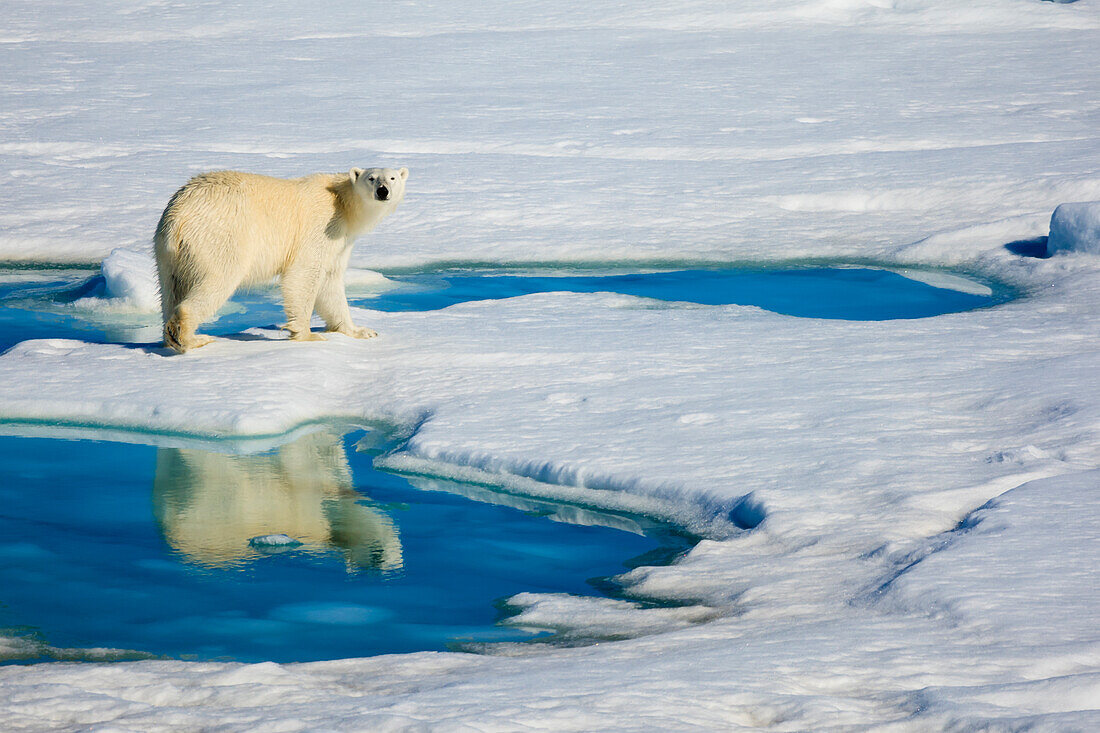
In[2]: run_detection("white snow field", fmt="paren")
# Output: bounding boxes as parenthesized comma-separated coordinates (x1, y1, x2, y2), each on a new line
(2, 0, 1100, 730)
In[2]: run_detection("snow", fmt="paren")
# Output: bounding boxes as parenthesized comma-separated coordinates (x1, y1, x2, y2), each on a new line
(343, 267, 399, 293)
(877, 470, 1100, 653)
(1, 0, 1099, 730)
(1048, 201, 1100, 256)
(889, 267, 995, 295)
(70, 247, 160, 312)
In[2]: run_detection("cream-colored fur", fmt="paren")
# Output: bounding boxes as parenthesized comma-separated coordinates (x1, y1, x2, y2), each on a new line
(154, 166, 408, 352)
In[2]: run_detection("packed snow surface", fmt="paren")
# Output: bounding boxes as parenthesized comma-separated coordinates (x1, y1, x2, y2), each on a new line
(1, 0, 1099, 730)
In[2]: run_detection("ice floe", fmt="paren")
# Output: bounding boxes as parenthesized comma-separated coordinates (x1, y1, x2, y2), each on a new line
(1048, 201, 1100, 256)
(0, 0, 1098, 729)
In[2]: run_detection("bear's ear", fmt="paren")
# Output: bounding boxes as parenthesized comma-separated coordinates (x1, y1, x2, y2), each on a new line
(349, 167, 365, 184)
(399, 167, 409, 181)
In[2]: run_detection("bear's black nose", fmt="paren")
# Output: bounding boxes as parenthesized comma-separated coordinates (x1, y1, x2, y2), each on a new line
(376, 185, 389, 201)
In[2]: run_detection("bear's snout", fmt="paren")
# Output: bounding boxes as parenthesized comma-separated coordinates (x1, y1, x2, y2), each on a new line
(376, 185, 390, 201)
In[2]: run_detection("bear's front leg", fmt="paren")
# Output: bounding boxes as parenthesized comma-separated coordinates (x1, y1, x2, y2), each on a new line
(315, 271, 378, 340)
(336, 324, 379, 339)
(281, 265, 327, 342)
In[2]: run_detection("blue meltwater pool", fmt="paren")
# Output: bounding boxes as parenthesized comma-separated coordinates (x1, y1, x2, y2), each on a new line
(0, 427, 691, 663)
(0, 263, 1005, 353)
(349, 266, 1004, 319)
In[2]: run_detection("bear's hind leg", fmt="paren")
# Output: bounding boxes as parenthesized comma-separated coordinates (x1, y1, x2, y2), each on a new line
(163, 282, 237, 353)
(164, 306, 215, 353)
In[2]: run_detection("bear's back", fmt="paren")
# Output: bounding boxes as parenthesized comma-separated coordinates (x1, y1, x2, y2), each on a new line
(169, 171, 340, 226)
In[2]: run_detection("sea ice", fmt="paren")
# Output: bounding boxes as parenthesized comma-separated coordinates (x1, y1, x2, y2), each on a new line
(70, 248, 159, 312)
(0, 0, 1098, 730)
(1048, 201, 1100, 256)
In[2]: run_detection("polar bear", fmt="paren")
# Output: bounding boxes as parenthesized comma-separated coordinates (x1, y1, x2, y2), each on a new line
(153, 166, 408, 352)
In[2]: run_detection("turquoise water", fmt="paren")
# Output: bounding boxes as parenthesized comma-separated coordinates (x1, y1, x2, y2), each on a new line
(352, 267, 1002, 319)
(0, 428, 688, 663)
(0, 263, 1004, 663)
(0, 264, 1004, 353)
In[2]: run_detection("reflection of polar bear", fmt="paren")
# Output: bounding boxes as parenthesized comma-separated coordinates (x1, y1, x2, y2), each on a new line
(152, 430, 403, 573)
(154, 167, 408, 352)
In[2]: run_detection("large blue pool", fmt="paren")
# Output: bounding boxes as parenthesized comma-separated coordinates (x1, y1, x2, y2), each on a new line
(0, 427, 690, 663)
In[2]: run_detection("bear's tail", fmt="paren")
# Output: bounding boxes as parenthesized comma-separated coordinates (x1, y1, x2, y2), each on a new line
(154, 231, 180, 318)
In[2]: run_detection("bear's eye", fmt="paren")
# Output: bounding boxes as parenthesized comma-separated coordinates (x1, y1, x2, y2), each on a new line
(389, 177, 396, 182)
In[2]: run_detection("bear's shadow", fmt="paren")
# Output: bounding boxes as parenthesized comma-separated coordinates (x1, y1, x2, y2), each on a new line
(220, 331, 285, 343)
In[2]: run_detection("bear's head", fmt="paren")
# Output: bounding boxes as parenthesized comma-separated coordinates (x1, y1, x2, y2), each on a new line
(350, 166, 409, 205)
